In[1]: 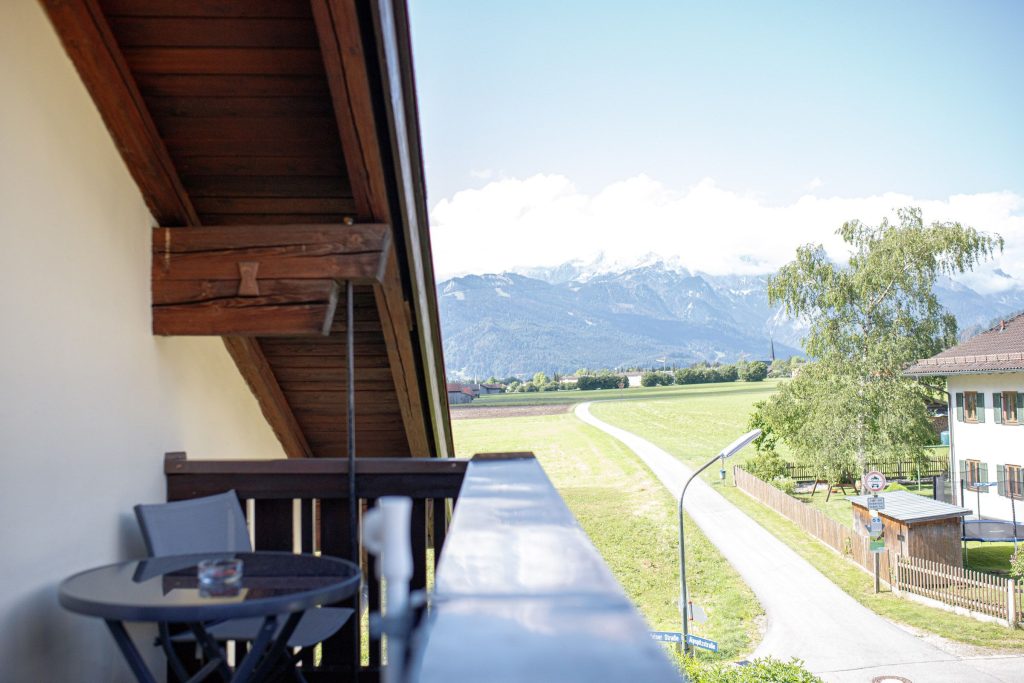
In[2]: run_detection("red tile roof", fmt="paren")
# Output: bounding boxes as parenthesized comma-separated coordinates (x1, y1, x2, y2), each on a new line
(905, 313, 1024, 376)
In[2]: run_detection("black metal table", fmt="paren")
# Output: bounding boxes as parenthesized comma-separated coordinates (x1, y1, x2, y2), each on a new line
(59, 552, 361, 683)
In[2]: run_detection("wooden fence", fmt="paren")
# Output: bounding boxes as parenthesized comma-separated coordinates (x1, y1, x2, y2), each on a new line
(733, 466, 889, 578)
(893, 554, 1019, 626)
(783, 455, 948, 482)
(735, 465, 1021, 627)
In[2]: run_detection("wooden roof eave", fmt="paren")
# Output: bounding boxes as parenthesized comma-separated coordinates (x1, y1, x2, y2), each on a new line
(369, 0, 453, 459)
(42, 0, 450, 459)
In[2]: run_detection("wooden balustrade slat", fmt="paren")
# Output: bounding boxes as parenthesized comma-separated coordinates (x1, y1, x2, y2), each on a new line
(432, 498, 447, 571)
(254, 498, 293, 551)
(320, 497, 357, 672)
(411, 499, 427, 592)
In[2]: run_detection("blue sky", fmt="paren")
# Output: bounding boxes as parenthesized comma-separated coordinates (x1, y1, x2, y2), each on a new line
(409, 1, 1024, 284)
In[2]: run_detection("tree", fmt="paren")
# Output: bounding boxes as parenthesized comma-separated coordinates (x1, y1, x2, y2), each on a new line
(755, 208, 1001, 482)
(533, 371, 548, 387)
(740, 361, 768, 382)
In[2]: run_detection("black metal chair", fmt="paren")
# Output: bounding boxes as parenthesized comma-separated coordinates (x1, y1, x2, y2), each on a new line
(134, 491, 354, 682)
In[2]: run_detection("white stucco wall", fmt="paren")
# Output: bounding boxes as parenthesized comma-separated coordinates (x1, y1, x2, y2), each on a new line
(0, 2, 286, 680)
(948, 373, 1024, 523)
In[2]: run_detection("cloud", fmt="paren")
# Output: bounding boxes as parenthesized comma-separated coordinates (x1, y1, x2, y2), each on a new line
(805, 177, 825, 191)
(428, 174, 1024, 293)
(469, 168, 495, 180)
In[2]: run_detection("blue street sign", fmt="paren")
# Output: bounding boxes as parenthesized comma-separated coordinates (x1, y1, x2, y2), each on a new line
(649, 631, 683, 643)
(685, 634, 719, 652)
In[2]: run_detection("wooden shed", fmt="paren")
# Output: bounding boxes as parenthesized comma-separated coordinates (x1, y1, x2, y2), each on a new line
(849, 491, 970, 567)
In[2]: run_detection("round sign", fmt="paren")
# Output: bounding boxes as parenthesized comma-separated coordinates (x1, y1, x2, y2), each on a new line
(863, 470, 886, 493)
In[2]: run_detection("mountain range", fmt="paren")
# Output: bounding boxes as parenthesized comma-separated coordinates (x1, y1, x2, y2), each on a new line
(437, 261, 1024, 379)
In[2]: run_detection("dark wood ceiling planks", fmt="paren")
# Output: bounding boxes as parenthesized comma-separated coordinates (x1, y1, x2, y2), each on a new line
(102, 0, 355, 227)
(44, 0, 444, 459)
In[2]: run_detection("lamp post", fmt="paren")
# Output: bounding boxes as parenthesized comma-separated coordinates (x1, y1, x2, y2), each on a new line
(679, 429, 761, 654)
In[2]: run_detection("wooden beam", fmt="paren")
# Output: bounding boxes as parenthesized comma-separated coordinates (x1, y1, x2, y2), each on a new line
(222, 338, 312, 458)
(373, 248, 430, 457)
(155, 300, 337, 337)
(152, 224, 389, 336)
(311, 0, 390, 223)
(40, 0, 198, 226)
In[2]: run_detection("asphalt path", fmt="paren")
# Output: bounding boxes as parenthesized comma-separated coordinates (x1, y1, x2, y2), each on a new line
(576, 402, 1024, 682)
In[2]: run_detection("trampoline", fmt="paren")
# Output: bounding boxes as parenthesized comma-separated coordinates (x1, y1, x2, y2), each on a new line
(962, 519, 1024, 542)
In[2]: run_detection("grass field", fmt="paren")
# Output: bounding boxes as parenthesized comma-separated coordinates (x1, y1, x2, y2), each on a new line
(587, 381, 782, 472)
(462, 380, 782, 408)
(592, 387, 1024, 650)
(964, 541, 1018, 575)
(452, 412, 763, 662)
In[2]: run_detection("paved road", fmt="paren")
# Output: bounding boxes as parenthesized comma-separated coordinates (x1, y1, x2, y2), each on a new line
(576, 402, 1024, 682)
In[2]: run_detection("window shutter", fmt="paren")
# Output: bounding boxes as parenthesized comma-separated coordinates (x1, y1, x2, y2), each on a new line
(956, 393, 964, 422)
(959, 459, 968, 499)
(997, 464, 1006, 497)
(1017, 393, 1023, 425)
(977, 393, 986, 423)
(979, 462, 989, 492)
(994, 393, 1003, 424)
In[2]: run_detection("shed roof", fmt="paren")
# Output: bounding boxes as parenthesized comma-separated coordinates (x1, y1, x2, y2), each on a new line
(847, 491, 970, 523)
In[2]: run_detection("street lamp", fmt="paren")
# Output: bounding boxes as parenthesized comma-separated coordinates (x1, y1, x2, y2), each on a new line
(679, 429, 761, 654)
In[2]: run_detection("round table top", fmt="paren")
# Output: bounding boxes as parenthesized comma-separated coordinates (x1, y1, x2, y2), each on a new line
(59, 552, 361, 623)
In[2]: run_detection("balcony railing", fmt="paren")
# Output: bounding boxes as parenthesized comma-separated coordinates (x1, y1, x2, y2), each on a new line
(162, 452, 679, 682)
(163, 452, 468, 682)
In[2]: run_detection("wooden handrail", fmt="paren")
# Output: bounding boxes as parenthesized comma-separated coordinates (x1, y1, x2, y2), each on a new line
(164, 452, 468, 500)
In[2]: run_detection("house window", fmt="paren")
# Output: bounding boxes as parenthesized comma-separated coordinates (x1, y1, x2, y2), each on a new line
(1002, 391, 1018, 424)
(964, 392, 978, 422)
(1008, 464, 1024, 500)
(965, 459, 983, 492)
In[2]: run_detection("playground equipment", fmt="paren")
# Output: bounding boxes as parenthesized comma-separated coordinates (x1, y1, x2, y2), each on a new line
(959, 477, 1024, 554)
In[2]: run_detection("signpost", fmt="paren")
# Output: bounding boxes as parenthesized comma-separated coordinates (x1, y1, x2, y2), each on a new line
(685, 634, 719, 652)
(864, 471, 886, 493)
(863, 471, 887, 593)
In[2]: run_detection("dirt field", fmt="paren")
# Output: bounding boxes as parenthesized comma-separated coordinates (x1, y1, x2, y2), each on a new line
(449, 403, 574, 420)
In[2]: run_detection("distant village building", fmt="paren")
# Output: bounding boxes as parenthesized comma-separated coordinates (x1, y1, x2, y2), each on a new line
(447, 382, 478, 405)
(480, 383, 505, 395)
(906, 314, 1024, 522)
(626, 372, 643, 388)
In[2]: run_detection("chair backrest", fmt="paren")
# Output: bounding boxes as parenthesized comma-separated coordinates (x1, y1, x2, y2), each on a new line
(134, 490, 252, 557)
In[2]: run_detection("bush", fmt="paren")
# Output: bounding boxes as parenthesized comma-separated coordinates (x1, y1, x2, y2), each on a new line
(746, 449, 789, 481)
(683, 656, 823, 682)
(1011, 552, 1024, 582)
(576, 372, 628, 391)
(885, 482, 908, 492)
(674, 365, 738, 385)
(715, 364, 739, 382)
(772, 477, 797, 495)
(740, 360, 768, 382)
(642, 371, 674, 387)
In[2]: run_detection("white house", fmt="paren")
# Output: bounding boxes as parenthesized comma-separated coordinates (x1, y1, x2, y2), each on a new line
(906, 315, 1024, 523)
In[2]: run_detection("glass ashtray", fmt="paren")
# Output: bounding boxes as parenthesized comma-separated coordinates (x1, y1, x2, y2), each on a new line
(197, 557, 243, 596)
